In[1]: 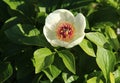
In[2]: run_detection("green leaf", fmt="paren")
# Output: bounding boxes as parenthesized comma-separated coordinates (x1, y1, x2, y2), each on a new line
(96, 0, 118, 8)
(86, 32, 110, 49)
(62, 73, 78, 83)
(43, 65, 61, 82)
(114, 66, 120, 83)
(87, 77, 103, 83)
(33, 48, 54, 73)
(0, 62, 13, 83)
(105, 26, 120, 51)
(3, 16, 27, 30)
(0, 1, 10, 21)
(79, 39, 96, 57)
(3, 17, 20, 30)
(17, 1, 36, 17)
(58, 50, 76, 74)
(5, 24, 49, 47)
(3, 0, 24, 10)
(88, 6, 118, 26)
(92, 22, 114, 31)
(39, 7, 46, 13)
(110, 72, 115, 83)
(32, 74, 43, 83)
(96, 46, 116, 82)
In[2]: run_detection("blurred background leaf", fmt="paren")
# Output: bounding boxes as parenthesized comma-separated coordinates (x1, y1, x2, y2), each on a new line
(0, 62, 13, 83)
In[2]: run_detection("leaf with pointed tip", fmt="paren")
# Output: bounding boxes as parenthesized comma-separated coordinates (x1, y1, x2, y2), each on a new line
(86, 32, 109, 48)
(79, 39, 96, 57)
(105, 26, 120, 51)
(58, 50, 76, 74)
(87, 77, 103, 83)
(110, 72, 115, 83)
(43, 65, 61, 82)
(114, 66, 120, 83)
(3, 0, 24, 10)
(33, 48, 54, 73)
(96, 46, 116, 82)
(62, 73, 78, 83)
(0, 62, 13, 83)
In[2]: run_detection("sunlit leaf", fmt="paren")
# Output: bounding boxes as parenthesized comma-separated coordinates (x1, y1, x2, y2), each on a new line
(87, 77, 103, 83)
(58, 50, 76, 74)
(39, 7, 46, 13)
(0, 62, 13, 83)
(33, 48, 54, 73)
(96, 46, 116, 82)
(79, 39, 96, 57)
(3, 0, 24, 10)
(105, 26, 120, 51)
(62, 73, 78, 83)
(110, 72, 115, 83)
(114, 66, 120, 83)
(43, 65, 61, 82)
(86, 32, 110, 49)
(86, 32, 107, 46)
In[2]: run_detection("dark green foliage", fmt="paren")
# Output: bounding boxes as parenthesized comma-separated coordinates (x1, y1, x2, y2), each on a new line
(0, 0, 120, 83)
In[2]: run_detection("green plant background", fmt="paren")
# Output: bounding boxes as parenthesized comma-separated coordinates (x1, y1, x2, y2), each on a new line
(0, 0, 120, 83)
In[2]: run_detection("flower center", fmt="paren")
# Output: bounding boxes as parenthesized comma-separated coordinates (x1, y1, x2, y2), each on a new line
(56, 22, 75, 42)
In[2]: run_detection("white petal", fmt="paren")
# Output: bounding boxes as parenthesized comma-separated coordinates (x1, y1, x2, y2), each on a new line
(66, 33, 85, 48)
(74, 13, 86, 34)
(45, 13, 61, 31)
(45, 9, 75, 31)
(53, 9, 74, 23)
(43, 26, 56, 43)
(51, 39, 69, 47)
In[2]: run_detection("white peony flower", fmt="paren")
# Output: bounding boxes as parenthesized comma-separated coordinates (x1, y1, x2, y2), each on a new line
(43, 9, 86, 48)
